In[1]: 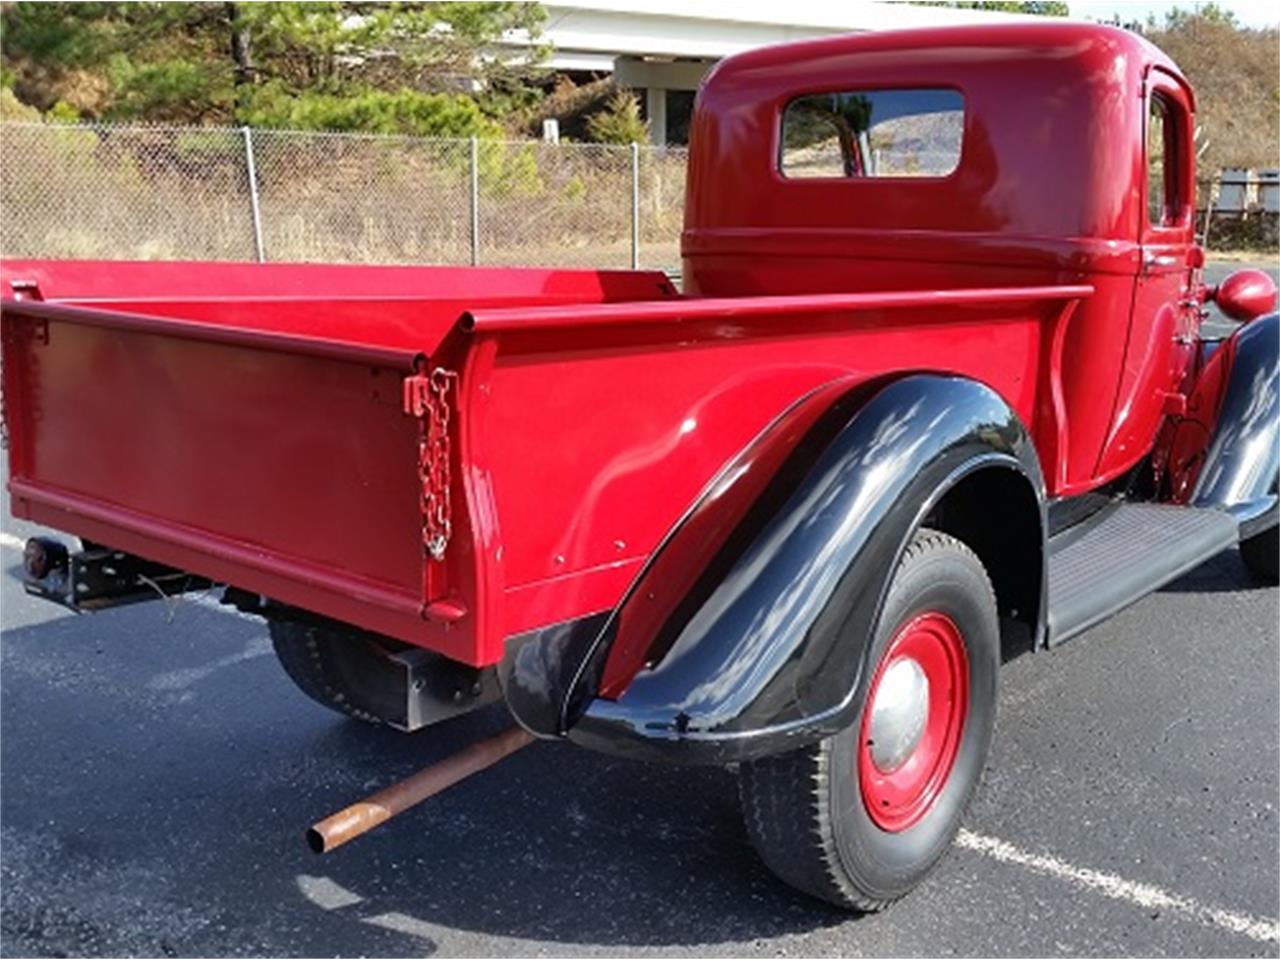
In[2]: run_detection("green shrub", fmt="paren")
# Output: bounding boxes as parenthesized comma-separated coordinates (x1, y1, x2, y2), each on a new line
(585, 91, 648, 145)
(105, 53, 230, 122)
(241, 83, 504, 139)
(46, 100, 81, 123)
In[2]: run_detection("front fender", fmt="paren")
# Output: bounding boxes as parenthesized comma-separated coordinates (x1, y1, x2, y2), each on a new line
(1186, 313, 1279, 538)
(563, 374, 1044, 764)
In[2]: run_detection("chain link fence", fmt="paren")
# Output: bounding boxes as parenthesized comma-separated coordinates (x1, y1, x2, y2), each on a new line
(0, 122, 688, 271)
(1196, 175, 1280, 251)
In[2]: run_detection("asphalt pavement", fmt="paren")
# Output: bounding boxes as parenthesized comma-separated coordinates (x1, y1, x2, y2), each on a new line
(1, 260, 1277, 958)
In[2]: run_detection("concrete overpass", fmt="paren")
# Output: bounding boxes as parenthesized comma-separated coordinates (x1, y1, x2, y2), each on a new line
(529, 0, 1062, 143)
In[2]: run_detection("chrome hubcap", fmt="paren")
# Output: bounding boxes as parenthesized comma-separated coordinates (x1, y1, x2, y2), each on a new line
(866, 657, 930, 773)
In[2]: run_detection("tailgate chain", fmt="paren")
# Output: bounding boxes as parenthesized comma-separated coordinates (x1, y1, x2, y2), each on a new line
(403, 365, 459, 562)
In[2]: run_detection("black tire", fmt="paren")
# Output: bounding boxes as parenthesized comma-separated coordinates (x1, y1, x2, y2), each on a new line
(1240, 525, 1279, 584)
(738, 528, 999, 911)
(269, 619, 405, 727)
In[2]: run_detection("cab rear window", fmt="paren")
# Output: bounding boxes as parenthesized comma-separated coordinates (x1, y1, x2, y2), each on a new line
(780, 89, 964, 179)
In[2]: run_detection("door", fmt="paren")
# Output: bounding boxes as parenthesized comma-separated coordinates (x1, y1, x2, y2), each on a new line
(1097, 67, 1198, 475)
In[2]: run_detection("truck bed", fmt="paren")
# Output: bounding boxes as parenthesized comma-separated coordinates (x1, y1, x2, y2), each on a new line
(1, 260, 677, 664)
(2, 258, 1092, 668)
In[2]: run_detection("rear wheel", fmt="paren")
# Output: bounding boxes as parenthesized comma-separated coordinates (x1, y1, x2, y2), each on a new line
(1240, 525, 1279, 584)
(269, 619, 410, 727)
(738, 528, 999, 910)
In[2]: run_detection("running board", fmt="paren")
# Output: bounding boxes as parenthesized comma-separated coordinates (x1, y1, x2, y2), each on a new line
(1046, 503, 1238, 645)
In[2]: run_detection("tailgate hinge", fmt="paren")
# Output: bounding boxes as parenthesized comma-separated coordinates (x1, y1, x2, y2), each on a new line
(403, 365, 459, 563)
(1, 287, 49, 450)
(9, 279, 44, 302)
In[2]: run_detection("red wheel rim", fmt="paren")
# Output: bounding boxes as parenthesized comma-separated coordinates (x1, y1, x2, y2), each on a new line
(858, 611, 969, 832)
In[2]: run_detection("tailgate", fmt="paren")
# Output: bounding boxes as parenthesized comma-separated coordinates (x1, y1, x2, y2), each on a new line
(1, 298, 445, 654)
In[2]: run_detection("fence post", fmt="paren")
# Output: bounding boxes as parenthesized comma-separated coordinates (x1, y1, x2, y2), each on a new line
(469, 136, 480, 267)
(630, 141, 640, 270)
(1200, 172, 1217, 249)
(241, 126, 266, 262)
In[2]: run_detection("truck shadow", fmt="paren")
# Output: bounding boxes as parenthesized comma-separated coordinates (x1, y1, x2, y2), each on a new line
(1159, 546, 1264, 594)
(0, 602, 848, 956)
(287, 709, 850, 949)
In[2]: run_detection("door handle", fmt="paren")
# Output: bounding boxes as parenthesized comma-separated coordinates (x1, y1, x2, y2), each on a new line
(1143, 252, 1178, 270)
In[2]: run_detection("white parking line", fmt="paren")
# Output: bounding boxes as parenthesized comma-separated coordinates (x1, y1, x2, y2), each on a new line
(957, 829, 1280, 945)
(296, 875, 438, 945)
(147, 635, 272, 690)
(296, 874, 363, 911)
(0, 531, 25, 551)
(361, 911, 439, 943)
(183, 592, 264, 623)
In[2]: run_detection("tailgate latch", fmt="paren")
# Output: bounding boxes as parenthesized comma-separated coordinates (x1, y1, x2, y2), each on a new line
(403, 364, 459, 562)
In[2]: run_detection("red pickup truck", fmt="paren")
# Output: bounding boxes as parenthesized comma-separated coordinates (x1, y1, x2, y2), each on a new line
(2, 22, 1277, 910)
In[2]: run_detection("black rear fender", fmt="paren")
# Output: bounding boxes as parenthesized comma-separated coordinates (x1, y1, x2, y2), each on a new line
(502, 374, 1046, 763)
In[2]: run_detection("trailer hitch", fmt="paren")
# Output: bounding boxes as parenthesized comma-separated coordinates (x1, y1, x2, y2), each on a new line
(19, 536, 210, 612)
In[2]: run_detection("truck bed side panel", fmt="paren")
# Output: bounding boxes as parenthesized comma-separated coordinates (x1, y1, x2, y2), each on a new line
(456, 290, 1086, 662)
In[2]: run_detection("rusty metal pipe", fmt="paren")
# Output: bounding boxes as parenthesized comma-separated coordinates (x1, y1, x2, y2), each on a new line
(307, 726, 535, 853)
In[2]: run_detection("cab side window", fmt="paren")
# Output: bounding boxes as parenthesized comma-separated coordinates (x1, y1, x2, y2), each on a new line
(1147, 93, 1182, 226)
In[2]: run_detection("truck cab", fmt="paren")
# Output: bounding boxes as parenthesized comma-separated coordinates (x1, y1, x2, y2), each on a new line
(683, 21, 1202, 496)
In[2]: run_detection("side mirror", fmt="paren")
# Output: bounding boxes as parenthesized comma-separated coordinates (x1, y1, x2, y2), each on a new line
(1209, 269, 1278, 323)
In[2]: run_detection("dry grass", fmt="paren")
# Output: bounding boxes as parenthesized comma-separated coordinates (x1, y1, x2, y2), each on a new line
(0, 123, 687, 270)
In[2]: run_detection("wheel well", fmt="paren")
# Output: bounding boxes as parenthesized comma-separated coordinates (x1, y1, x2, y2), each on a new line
(923, 466, 1043, 661)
